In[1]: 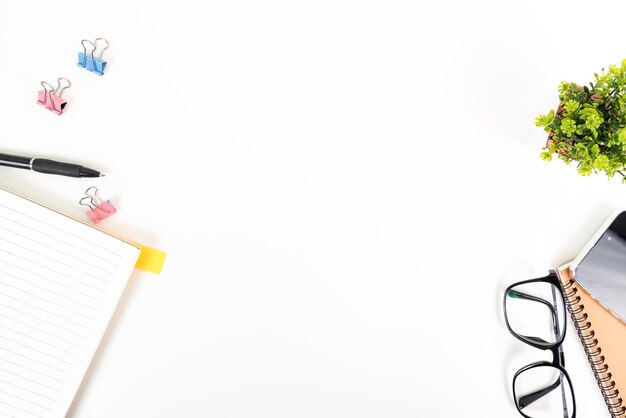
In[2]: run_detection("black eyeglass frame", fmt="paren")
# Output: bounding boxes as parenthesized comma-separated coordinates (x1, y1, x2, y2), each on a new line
(503, 271, 577, 418)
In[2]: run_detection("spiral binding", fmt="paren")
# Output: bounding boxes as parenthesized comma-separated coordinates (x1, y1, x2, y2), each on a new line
(562, 278, 626, 417)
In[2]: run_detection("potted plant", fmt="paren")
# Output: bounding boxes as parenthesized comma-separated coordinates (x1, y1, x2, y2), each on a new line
(536, 59, 626, 182)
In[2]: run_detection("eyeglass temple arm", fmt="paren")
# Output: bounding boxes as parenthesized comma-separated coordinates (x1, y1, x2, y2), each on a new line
(518, 378, 561, 409)
(507, 289, 558, 325)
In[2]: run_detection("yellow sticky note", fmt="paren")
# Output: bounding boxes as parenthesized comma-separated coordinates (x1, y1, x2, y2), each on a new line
(134, 244, 167, 274)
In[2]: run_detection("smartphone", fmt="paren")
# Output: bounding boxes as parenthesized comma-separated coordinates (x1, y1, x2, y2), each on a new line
(570, 210, 626, 324)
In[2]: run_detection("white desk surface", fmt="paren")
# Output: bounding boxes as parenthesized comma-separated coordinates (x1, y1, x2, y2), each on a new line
(1, 0, 625, 416)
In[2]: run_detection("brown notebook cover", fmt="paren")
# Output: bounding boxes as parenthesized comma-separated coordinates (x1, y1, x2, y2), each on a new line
(557, 263, 626, 417)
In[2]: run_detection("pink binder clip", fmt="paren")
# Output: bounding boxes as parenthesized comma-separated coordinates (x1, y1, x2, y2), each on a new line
(37, 78, 71, 115)
(79, 186, 117, 224)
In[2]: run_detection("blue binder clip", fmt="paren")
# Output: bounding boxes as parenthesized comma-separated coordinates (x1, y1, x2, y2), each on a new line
(78, 38, 109, 76)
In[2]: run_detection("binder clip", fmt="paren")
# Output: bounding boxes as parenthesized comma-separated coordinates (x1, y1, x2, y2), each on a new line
(37, 78, 71, 115)
(80, 186, 117, 224)
(78, 38, 109, 76)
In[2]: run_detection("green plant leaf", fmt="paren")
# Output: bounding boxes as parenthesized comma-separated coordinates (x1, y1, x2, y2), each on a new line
(561, 118, 577, 135)
(595, 154, 609, 170)
(578, 163, 593, 176)
(564, 100, 581, 113)
(535, 110, 555, 128)
(540, 151, 553, 161)
(535, 59, 626, 183)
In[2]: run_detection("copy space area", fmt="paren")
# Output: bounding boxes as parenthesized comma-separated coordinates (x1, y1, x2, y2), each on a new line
(1, 0, 625, 416)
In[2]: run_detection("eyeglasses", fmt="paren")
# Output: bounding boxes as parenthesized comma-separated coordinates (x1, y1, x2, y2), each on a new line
(503, 271, 577, 418)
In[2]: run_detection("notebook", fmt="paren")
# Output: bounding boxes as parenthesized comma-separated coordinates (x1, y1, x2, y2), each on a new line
(557, 263, 626, 418)
(0, 187, 140, 418)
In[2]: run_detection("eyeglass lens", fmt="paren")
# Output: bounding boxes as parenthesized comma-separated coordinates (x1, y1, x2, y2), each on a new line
(505, 281, 566, 346)
(514, 364, 574, 418)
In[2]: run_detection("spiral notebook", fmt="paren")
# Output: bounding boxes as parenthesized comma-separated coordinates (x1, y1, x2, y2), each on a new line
(0, 187, 140, 418)
(557, 264, 626, 418)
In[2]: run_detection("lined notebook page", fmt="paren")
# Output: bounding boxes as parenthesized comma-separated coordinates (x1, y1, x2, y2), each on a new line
(0, 188, 140, 418)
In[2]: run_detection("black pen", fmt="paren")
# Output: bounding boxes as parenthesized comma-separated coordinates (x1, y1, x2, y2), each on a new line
(0, 152, 103, 178)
